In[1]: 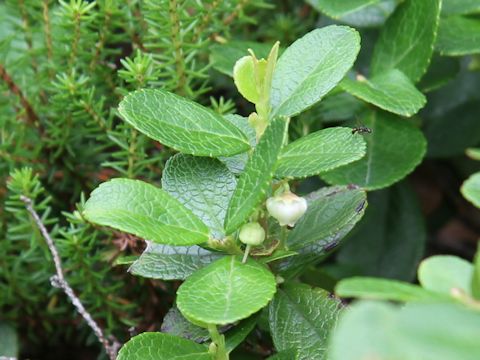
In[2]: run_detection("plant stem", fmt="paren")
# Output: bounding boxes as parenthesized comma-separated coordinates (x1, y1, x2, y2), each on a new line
(242, 244, 252, 264)
(208, 324, 228, 360)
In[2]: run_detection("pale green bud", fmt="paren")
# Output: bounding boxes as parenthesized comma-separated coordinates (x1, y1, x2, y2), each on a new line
(239, 222, 266, 246)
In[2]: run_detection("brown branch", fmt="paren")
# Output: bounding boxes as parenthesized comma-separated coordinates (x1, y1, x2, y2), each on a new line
(20, 196, 120, 360)
(0, 63, 40, 126)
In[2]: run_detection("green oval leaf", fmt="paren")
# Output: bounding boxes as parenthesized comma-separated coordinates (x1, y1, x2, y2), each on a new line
(269, 283, 343, 360)
(321, 111, 426, 190)
(371, 0, 441, 82)
(337, 181, 426, 281)
(83, 179, 209, 246)
(418, 255, 474, 296)
(117, 332, 212, 360)
(275, 127, 366, 178)
(436, 16, 480, 56)
(225, 118, 287, 234)
(442, 0, 480, 16)
(307, 0, 397, 28)
(177, 256, 276, 325)
(340, 69, 426, 117)
(280, 186, 367, 277)
(118, 89, 250, 157)
(271, 25, 360, 117)
(329, 301, 480, 360)
(129, 243, 222, 280)
(162, 154, 237, 238)
(462, 172, 480, 208)
(335, 277, 451, 303)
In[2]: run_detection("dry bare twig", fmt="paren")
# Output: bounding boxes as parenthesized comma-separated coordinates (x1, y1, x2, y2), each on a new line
(20, 195, 120, 360)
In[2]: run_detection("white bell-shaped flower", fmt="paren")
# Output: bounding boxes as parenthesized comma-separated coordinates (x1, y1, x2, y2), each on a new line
(239, 222, 266, 246)
(266, 191, 307, 227)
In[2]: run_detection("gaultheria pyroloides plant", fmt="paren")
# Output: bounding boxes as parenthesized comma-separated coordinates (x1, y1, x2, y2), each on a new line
(83, 26, 369, 359)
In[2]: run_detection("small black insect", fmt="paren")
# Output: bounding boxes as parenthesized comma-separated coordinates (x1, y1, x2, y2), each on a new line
(351, 125, 372, 135)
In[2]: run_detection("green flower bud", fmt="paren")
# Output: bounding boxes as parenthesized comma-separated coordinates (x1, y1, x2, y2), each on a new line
(239, 222, 265, 246)
(266, 191, 307, 227)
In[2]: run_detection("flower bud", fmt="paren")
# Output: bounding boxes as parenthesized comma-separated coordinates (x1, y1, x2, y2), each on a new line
(266, 191, 307, 227)
(239, 222, 265, 246)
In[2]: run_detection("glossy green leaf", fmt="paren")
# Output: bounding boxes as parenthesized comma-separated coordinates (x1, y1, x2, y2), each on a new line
(162, 154, 237, 238)
(269, 283, 343, 360)
(225, 313, 259, 353)
(340, 70, 426, 116)
(371, 0, 441, 82)
(84, 179, 209, 246)
(335, 277, 451, 303)
(129, 243, 221, 280)
(329, 301, 480, 360)
(267, 349, 299, 360)
(436, 16, 480, 56)
(322, 111, 426, 190)
(177, 256, 276, 325)
(442, 0, 480, 15)
(337, 181, 426, 281)
(418, 255, 474, 296)
(210, 41, 274, 76)
(218, 114, 257, 175)
(225, 118, 287, 234)
(117, 332, 212, 360)
(0, 322, 17, 357)
(307, 0, 397, 27)
(118, 89, 250, 157)
(466, 148, 480, 160)
(418, 55, 460, 93)
(275, 127, 366, 178)
(424, 102, 480, 158)
(316, 92, 365, 122)
(472, 246, 480, 299)
(280, 186, 367, 276)
(271, 26, 360, 117)
(161, 306, 210, 343)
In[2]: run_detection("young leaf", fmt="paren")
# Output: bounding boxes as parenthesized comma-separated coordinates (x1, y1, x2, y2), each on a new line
(329, 301, 480, 360)
(118, 89, 250, 157)
(162, 154, 237, 238)
(307, 0, 397, 28)
(269, 283, 343, 360)
(225, 118, 287, 234)
(335, 277, 451, 303)
(275, 127, 366, 178)
(83, 179, 209, 246)
(436, 16, 480, 56)
(267, 349, 299, 360)
(442, 0, 480, 15)
(371, 0, 441, 82)
(321, 111, 426, 190)
(210, 41, 275, 76)
(418, 255, 474, 296)
(337, 181, 426, 281)
(270, 25, 360, 117)
(117, 332, 212, 360)
(129, 242, 222, 280)
(280, 186, 367, 277)
(340, 69, 427, 117)
(177, 256, 276, 325)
